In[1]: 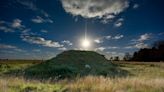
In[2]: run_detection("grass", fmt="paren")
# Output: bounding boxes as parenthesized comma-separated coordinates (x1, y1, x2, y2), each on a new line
(0, 61, 164, 92)
(24, 51, 127, 79)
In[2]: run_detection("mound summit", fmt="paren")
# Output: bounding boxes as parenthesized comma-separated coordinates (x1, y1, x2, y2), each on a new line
(25, 50, 126, 79)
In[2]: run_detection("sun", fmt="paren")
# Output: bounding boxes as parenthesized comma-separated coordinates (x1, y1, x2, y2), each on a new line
(81, 38, 91, 50)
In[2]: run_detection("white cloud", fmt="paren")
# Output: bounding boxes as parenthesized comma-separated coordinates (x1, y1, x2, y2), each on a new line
(61, 0, 129, 22)
(138, 33, 151, 42)
(114, 18, 124, 27)
(127, 33, 152, 49)
(113, 34, 124, 40)
(95, 47, 106, 51)
(41, 29, 48, 33)
(21, 35, 63, 48)
(58, 47, 67, 51)
(95, 46, 119, 51)
(0, 44, 25, 52)
(107, 46, 119, 49)
(33, 49, 41, 52)
(135, 42, 149, 49)
(133, 4, 139, 9)
(17, 0, 50, 18)
(31, 16, 53, 23)
(0, 19, 25, 32)
(105, 35, 112, 39)
(0, 44, 17, 49)
(61, 40, 73, 46)
(94, 34, 124, 44)
(115, 22, 122, 27)
(124, 46, 134, 49)
(0, 26, 14, 32)
(94, 39, 103, 44)
(12, 19, 23, 28)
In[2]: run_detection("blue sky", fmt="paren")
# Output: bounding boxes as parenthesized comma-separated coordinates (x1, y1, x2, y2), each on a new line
(0, 0, 164, 59)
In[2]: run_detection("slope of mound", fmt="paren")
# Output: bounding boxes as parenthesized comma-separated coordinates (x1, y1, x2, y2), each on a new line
(25, 50, 127, 79)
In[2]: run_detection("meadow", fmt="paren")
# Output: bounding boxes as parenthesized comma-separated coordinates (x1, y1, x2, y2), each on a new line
(0, 60, 164, 92)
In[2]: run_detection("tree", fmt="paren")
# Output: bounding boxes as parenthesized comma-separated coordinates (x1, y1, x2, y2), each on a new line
(123, 52, 132, 61)
(113, 56, 120, 61)
(131, 40, 164, 62)
(110, 57, 113, 61)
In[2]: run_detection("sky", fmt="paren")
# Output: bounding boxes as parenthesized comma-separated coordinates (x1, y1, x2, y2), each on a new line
(0, 0, 164, 60)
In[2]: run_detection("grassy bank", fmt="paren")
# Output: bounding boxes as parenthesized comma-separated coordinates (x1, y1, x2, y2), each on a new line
(0, 62, 164, 92)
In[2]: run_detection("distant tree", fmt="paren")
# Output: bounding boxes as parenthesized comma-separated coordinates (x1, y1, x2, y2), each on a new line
(123, 52, 132, 61)
(110, 57, 113, 61)
(113, 56, 120, 61)
(131, 40, 164, 62)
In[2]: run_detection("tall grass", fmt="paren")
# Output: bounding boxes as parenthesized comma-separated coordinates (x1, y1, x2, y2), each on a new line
(0, 76, 164, 92)
(0, 62, 164, 92)
(68, 76, 164, 92)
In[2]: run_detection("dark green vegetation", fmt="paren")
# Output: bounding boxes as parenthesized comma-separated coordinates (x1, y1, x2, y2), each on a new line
(25, 50, 127, 79)
(131, 40, 164, 61)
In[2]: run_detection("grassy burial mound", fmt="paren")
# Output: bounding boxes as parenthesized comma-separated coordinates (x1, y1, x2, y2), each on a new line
(25, 50, 127, 79)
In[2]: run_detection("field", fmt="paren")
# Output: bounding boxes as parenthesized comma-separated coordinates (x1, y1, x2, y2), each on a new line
(0, 60, 164, 92)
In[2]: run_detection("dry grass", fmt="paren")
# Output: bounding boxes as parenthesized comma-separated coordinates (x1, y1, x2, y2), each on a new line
(0, 76, 164, 92)
(0, 62, 164, 92)
(68, 76, 164, 92)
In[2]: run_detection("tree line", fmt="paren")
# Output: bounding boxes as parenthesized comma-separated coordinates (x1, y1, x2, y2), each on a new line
(131, 40, 164, 61)
(110, 40, 164, 62)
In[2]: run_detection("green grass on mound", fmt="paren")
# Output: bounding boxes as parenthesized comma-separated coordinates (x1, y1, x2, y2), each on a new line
(25, 50, 128, 79)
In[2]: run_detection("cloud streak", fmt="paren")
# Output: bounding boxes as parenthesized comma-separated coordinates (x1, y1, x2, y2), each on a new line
(21, 35, 63, 48)
(31, 16, 53, 23)
(94, 34, 124, 44)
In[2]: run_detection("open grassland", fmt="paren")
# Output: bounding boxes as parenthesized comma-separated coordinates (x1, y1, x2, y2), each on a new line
(0, 61, 164, 92)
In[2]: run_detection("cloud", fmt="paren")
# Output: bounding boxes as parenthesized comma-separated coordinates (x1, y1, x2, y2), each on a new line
(61, 40, 73, 46)
(0, 44, 25, 52)
(0, 44, 17, 49)
(41, 29, 48, 33)
(95, 46, 119, 51)
(33, 49, 41, 52)
(134, 42, 149, 49)
(17, 0, 50, 18)
(58, 47, 67, 51)
(0, 26, 14, 32)
(21, 35, 63, 48)
(31, 16, 53, 23)
(124, 46, 134, 49)
(94, 34, 124, 44)
(94, 39, 103, 43)
(105, 34, 124, 40)
(115, 22, 122, 27)
(126, 33, 152, 49)
(95, 47, 106, 51)
(12, 19, 24, 28)
(125, 43, 149, 49)
(138, 33, 151, 42)
(114, 18, 124, 27)
(106, 51, 124, 57)
(133, 4, 139, 9)
(0, 19, 25, 32)
(61, 0, 129, 22)
(105, 35, 112, 40)
(107, 46, 119, 49)
(112, 34, 124, 40)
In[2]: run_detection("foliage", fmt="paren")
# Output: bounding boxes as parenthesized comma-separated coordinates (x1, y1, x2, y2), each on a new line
(131, 40, 164, 61)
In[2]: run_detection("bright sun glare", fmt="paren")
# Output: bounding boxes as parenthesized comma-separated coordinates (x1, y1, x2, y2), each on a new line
(81, 38, 91, 49)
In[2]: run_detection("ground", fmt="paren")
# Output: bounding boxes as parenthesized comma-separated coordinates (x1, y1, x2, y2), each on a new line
(0, 60, 164, 92)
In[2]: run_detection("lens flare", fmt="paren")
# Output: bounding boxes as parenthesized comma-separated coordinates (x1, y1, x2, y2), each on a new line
(81, 38, 91, 49)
